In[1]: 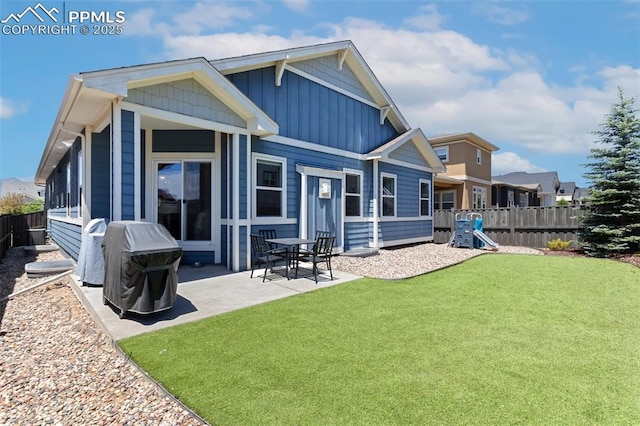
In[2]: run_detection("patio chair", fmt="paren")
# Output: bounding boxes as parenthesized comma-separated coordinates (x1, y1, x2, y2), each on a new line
(297, 235, 335, 283)
(258, 229, 288, 257)
(250, 234, 285, 282)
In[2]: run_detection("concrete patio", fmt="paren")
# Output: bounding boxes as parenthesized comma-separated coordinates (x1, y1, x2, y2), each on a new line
(69, 263, 361, 341)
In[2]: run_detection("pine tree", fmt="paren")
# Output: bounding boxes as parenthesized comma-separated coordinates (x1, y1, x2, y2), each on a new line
(580, 88, 640, 257)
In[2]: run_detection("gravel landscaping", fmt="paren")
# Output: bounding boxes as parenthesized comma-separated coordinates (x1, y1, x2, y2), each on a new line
(2, 241, 633, 424)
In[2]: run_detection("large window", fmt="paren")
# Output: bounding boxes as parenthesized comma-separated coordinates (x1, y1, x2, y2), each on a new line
(381, 173, 396, 217)
(473, 186, 487, 209)
(434, 190, 456, 210)
(255, 156, 285, 217)
(66, 162, 71, 217)
(345, 172, 362, 217)
(77, 150, 83, 218)
(420, 179, 431, 216)
(476, 148, 482, 165)
(434, 146, 449, 162)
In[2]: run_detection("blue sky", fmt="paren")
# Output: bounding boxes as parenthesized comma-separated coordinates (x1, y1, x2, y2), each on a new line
(1, 0, 639, 188)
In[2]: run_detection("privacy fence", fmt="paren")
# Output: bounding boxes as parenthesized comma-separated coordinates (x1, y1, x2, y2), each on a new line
(433, 206, 586, 249)
(0, 211, 47, 261)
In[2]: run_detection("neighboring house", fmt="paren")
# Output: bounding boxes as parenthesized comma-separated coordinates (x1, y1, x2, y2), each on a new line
(35, 40, 445, 271)
(492, 171, 560, 207)
(0, 178, 45, 203)
(574, 187, 590, 205)
(556, 181, 576, 204)
(492, 179, 541, 208)
(429, 132, 499, 210)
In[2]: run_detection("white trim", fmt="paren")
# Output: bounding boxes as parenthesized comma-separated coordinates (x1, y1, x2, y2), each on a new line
(372, 159, 379, 247)
(247, 217, 298, 226)
(379, 216, 433, 222)
(275, 56, 288, 87)
(112, 102, 122, 221)
(245, 131, 251, 270)
(299, 172, 307, 239)
(214, 132, 222, 264)
(382, 157, 435, 173)
(263, 134, 363, 160)
(343, 168, 363, 219)
(144, 128, 153, 220)
(419, 179, 431, 217)
(232, 133, 240, 272)
(295, 164, 344, 179)
(133, 111, 141, 221)
(226, 135, 231, 270)
(48, 215, 83, 227)
(120, 101, 251, 135)
(446, 175, 493, 186)
(82, 126, 91, 227)
(286, 64, 381, 110)
(338, 48, 348, 70)
(380, 106, 391, 125)
(380, 172, 397, 218)
(373, 235, 434, 248)
(252, 152, 287, 220)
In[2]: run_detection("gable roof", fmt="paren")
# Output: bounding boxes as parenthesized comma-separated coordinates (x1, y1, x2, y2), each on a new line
(211, 40, 411, 133)
(36, 58, 278, 184)
(428, 132, 499, 152)
(557, 181, 576, 195)
(366, 128, 446, 173)
(492, 171, 559, 194)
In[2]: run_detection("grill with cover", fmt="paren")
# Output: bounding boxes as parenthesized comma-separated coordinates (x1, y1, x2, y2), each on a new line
(101, 221, 182, 318)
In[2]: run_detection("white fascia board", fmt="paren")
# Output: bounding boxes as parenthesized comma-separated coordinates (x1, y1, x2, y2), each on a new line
(366, 129, 446, 173)
(35, 75, 84, 185)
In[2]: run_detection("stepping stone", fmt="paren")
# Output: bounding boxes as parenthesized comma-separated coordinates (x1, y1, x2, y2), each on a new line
(24, 245, 59, 253)
(25, 260, 75, 278)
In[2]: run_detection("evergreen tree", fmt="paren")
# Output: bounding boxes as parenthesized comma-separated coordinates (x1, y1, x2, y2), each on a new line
(580, 88, 640, 256)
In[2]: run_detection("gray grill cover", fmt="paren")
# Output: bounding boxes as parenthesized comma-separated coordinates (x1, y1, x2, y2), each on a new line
(77, 218, 107, 285)
(102, 221, 182, 317)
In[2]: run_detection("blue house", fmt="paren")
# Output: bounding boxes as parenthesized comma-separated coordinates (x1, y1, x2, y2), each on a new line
(35, 40, 445, 271)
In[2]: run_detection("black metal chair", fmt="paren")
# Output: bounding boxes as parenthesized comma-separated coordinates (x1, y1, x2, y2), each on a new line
(297, 236, 335, 283)
(250, 234, 285, 281)
(258, 229, 288, 257)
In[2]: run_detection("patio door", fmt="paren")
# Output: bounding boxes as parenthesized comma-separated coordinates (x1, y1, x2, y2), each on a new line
(155, 161, 213, 243)
(306, 175, 343, 250)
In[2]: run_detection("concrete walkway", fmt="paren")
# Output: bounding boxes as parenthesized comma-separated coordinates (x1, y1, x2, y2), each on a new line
(69, 264, 361, 341)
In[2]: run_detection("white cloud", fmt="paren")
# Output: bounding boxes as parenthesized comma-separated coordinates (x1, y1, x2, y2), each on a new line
(492, 152, 546, 175)
(0, 97, 27, 119)
(472, 3, 529, 26)
(136, 4, 639, 158)
(282, 0, 310, 12)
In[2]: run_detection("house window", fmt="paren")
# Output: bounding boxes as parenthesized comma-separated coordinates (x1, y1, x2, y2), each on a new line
(507, 190, 514, 207)
(472, 186, 487, 209)
(254, 155, 285, 218)
(476, 148, 482, 165)
(381, 173, 396, 217)
(345, 173, 362, 216)
(434, 146, 448, 162)
(434, 191, 456, 210)
(420, 179, 431, 216)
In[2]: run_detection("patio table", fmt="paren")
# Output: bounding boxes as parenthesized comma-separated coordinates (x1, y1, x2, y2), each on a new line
(265, 238, 315, 280)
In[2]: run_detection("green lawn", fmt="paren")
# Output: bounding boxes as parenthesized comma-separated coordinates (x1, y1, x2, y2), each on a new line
(119, 255, 640, 425)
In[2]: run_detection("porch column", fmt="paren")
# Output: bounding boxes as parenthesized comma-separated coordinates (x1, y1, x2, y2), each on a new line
(83, 126, 92, 227)
(372, 159, 379, 247)
(232, 132, 240, 272)
(112, 101, 122, 221)
(133, 111, 141, 221)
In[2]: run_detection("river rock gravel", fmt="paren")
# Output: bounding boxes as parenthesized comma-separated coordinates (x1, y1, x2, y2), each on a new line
(0, 248, 206, 426)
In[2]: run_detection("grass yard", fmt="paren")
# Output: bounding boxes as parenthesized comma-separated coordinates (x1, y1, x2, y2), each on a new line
(119, 255, 640, 425)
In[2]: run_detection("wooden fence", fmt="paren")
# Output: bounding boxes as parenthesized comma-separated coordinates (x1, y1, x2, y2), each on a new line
(434, 206, 586, 249)
(0, 211, 47, 261)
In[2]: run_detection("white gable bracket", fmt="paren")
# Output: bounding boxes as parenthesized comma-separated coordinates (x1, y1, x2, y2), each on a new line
(275, 55, 289, 87)
(380, 105, 391, 125)
(338, 49, 348, 70)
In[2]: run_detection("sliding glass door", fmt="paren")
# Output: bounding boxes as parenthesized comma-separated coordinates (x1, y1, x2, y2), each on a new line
(156, 161, 212, 242)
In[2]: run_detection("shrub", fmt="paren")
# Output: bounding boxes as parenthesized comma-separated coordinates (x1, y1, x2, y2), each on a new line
(547, 238, 573, 251)
(0, 193, 26, 215)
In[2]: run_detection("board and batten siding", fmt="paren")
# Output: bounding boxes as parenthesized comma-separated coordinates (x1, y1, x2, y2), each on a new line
(378, 162, 433, 218)
(125, 79, 246, 129)
(228, 67, 399, 153)
(121, 110, 135, 220)
(91, 126, 111, 220)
